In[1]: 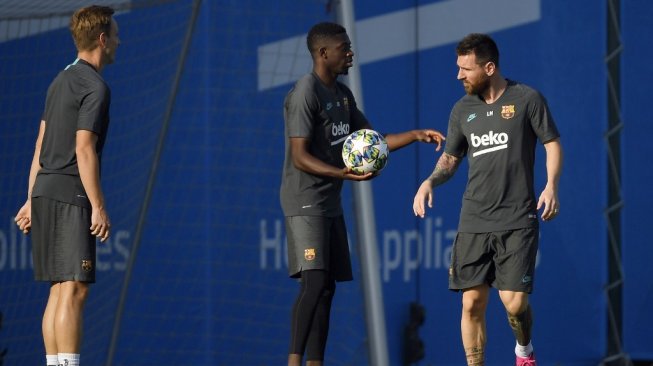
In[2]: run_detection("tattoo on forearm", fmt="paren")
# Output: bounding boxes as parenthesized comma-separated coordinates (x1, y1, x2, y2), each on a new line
(427, 153, 461, 187)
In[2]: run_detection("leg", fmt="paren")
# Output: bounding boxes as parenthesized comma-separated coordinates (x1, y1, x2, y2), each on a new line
(304, 278, 336, 366)
(54, 281, 89, 353)
(492, 228, 538, 364)
(31, 198, 61, 363)
(287, 354, 302, 366)
(302, 215, 348, 366)
(461, 284, 490, 366)
(499, 290, 532, 346)
(288, 270, 331, 366)
(42, 282, 61, 356)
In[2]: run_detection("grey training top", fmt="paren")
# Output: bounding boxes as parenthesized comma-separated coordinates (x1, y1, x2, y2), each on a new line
(280, 72, 369, 217)
(445, 80, 560, 233)
(31, 58, 111, 209)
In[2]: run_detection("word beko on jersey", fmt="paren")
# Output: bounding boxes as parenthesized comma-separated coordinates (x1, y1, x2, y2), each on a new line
(470, 130, 509, 157)
(331, 121, 350, 145)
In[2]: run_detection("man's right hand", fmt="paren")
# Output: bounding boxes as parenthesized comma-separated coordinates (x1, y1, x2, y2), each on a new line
(90, 206, 111, 242)
(413, 180, 434, 218)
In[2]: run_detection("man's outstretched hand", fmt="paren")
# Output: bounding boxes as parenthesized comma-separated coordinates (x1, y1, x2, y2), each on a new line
(415, 129, 445, 151)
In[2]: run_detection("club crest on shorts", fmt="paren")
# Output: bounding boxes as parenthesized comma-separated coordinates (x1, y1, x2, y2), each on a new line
(501, 105, 515, 119)
(82, 259, 93, 272)
(304, 248, 316, 261)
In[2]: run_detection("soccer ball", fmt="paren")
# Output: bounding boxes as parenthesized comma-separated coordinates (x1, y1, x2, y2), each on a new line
(342, 129, 389, 174)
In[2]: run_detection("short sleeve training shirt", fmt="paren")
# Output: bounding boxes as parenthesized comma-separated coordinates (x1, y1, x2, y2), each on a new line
(31, 59, 111, 209)
(280, 73, 369, 217)
(445, 80, 560, 233)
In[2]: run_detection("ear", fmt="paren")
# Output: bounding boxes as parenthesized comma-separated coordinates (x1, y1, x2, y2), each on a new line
(99, 32, 107, 48)
(318, 46, 327, 59)
(484, 61, 496, 76)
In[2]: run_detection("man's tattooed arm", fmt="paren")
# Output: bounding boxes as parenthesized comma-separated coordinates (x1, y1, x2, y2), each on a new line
(426, 152, 462, 187)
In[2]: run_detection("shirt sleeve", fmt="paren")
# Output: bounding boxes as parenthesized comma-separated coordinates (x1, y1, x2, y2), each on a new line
(528, 91, 560, 143)
(444, 103, 468, 158)
(285, 81, 318, 138)
(77, 82, 110, 134)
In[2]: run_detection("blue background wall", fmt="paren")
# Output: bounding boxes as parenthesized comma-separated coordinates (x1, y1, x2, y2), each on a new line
(0, 0, 649, 365)
(622, 0, 653, 361)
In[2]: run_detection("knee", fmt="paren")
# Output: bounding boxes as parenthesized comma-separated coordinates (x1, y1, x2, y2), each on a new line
(504, 299, 528, 317)
(48, 283, 61, 298)
(301, 271, 334, 297)
(72, 282, 89, 301)
(461, 294, 487, 316)
(61, 282, 90, 304)
(321, 280, 335, 299)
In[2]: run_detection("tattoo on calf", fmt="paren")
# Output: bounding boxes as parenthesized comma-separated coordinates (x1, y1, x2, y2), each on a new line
(507, 305, 533, 346)
(465, 346, 485, 366)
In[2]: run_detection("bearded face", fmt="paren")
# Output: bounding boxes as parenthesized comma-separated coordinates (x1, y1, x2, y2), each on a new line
(456, 54, 491, 96)
(462, 72, 491, 95)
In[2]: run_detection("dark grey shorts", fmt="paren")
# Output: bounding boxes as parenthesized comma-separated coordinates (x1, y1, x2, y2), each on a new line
(285, 215, 352, 282)
(449, 228, 538, 293)
(31, 196, 96, 283)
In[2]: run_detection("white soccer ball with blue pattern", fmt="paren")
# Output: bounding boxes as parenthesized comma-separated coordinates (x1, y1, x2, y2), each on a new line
(342, 129, 389, 174)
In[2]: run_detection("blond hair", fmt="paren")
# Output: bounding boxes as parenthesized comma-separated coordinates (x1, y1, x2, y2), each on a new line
(69, 5, 115, 51)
